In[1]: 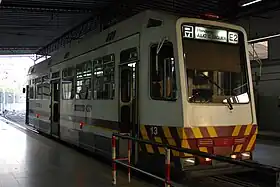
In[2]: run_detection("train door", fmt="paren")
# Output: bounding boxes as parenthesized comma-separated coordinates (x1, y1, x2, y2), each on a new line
(118, 47, 139, 162)
(50, 80, 60, 137)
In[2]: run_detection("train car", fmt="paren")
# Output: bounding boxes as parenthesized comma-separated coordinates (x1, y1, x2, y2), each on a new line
(25, 10, 257, 174)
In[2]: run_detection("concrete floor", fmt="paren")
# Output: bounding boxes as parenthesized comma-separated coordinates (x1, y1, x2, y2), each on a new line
(254, 139, 280, 167)
(3, 111, 280, 187)
(0, 120, 155, 187)
(4, 110, 280, 169)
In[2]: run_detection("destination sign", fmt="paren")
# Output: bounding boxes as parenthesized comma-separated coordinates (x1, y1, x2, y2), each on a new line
(182, 25, 239, 44)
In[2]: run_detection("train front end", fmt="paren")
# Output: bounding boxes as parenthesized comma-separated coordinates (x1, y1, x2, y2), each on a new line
(176, 18, 257, 168)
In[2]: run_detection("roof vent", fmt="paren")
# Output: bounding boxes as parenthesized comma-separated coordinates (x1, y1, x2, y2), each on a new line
(147, 18, 162, 28)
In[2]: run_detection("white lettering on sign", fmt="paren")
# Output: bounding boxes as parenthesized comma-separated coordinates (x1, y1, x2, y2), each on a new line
(228, 31, 239, 44)
(181, 24, 240, 44)
(195, 26, 227, 43)
(182, 25, 194, 38)
(150, 126, 158, 136)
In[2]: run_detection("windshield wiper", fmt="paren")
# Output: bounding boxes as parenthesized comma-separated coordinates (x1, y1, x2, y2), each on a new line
(226, 98, 233, 110)
(198, 72, 224, 93)
(198, 72, 234, 110)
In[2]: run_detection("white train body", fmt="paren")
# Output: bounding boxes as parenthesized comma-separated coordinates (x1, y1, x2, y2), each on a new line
(26, 10, 257, 170)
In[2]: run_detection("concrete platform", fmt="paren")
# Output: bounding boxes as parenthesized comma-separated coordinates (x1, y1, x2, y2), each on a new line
(257, 130, 280, 141)
(254, 138, 280, 167)
(3, 111, 280, 186)
(0, 119, 155, 187)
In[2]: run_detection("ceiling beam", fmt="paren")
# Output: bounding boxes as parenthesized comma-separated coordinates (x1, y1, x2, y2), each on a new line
(228, 0, 280, 20)
(0, 46, 40, 49)
(0, 5, 94, 13)
(36, 16, 99, 56)
(35, 0, 136, 56)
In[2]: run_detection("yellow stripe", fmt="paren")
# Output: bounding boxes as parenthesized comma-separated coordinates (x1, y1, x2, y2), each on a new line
(199, 147, 208, 152)
(234, 144, 243, 152)
(140, 125, 148, 137)
(177, 128, 187, 139)
(244, 125, 252, 136)
(181, 139, 190, 149)
(192, 127, 203, 138)
(163, 127, 179, 156)
(182, 140, 192, 157)
(146, 144, 154, 153)
(246, 135, 256, 151)
(154, 137, 165, 154)
(177, 128, 191, 156)
(255, 127, 258, 134)
(232, 125, 241, 136)
(140, 125, 153, 153)
(163, 127, 173, 139)
(207, 126, 218, 137)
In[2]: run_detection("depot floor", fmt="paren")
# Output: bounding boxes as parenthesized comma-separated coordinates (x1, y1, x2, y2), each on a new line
(2, 111, 280, 187)
(0, 119, 154, 187)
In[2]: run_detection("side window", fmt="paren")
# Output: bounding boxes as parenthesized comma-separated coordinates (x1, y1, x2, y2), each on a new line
(36, 84, 42, 99)
(29, 79, 36, 99)
(62, 81, 74, 99)
(93, 54, 115, 100)
(29, 86, 34, 99)
(62, 67, 75, 100)
(42, 84, 50, 99)
(93, 58, 103, 99)
(76, 61, 92, 100)
(150, 42, 177, 100)
(103, 54, 115, 99)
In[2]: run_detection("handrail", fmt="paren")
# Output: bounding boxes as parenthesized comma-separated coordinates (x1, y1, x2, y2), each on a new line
(113, 133, 280, 173)
(112, 133, 280, 187)
(249, 43, 262, 76)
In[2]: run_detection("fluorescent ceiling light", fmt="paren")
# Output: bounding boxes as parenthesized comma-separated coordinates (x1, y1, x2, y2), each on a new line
(241, 0, 262, 7)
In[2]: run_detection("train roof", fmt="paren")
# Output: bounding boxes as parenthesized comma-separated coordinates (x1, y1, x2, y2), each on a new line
(34, 10, 178, 67)
(27, 58, 50, 77)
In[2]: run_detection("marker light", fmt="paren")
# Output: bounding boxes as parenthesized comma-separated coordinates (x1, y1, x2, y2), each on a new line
(231, 154, 237, 159)
(204, 13, 220, 19)
(80, 122, 84, 129)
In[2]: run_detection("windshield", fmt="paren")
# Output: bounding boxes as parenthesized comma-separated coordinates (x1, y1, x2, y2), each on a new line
(182, 24, 250, 104)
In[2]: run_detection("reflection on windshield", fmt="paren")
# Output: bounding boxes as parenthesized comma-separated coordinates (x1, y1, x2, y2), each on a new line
(222, 93, 249, 104)
(183, 36, 250, 104)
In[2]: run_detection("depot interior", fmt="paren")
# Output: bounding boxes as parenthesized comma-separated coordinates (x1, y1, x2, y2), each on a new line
(0, 1, 279, 146)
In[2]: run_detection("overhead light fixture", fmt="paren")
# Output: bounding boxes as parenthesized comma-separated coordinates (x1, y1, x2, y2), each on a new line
(241, 0, 262, 7)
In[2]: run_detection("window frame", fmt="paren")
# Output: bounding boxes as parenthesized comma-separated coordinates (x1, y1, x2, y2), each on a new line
(62, 79, 74, 100)
(248, 41, 268, 61)
(62, 66, 75, 100)
(181, 24, 251, 104)
(92, 54, 115, 100)
(41, 83, 50, 99)
(75, 61, 92, 100)
(36, 83, 43, 99)
(149, 41, 177, 101)
(29, 85, 35, 99)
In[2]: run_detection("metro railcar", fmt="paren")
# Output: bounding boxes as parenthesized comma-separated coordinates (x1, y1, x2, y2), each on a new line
(25, 10, 257, 173)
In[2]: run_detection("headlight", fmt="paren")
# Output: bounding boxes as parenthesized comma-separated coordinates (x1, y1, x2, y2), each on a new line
(181, 157, 196, 167)
(241, 152, 251, 160)
(231, 154, 237, 159)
